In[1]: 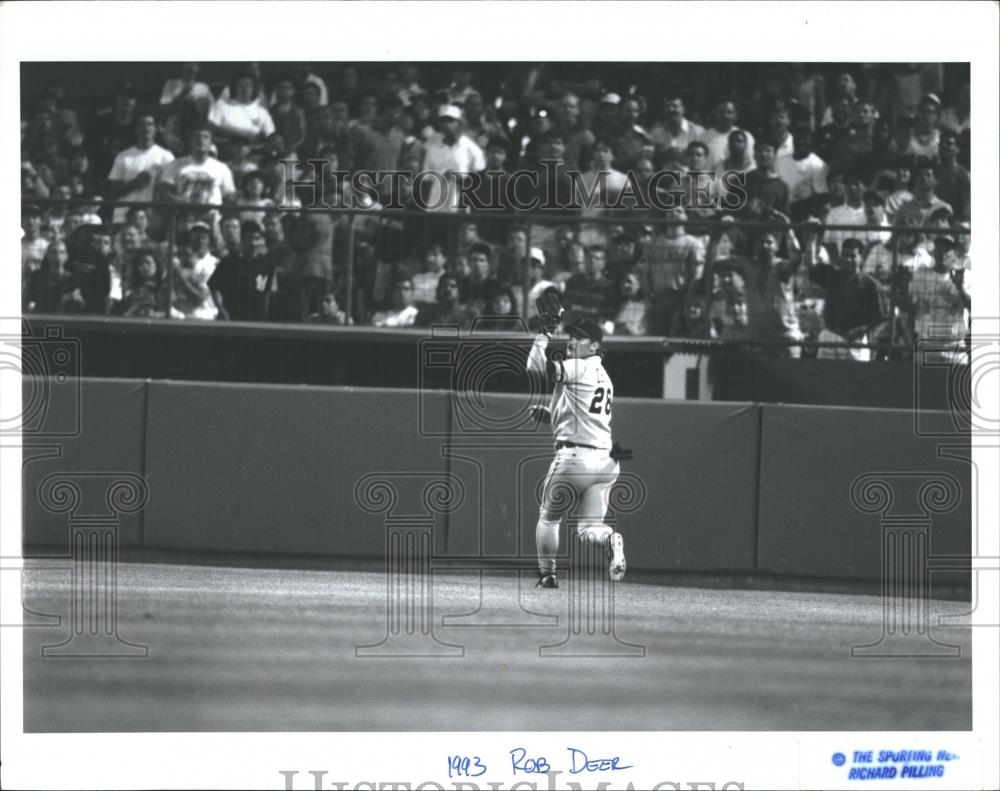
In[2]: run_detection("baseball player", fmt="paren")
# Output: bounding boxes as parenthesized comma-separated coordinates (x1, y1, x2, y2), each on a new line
(526, 290, 632, 588)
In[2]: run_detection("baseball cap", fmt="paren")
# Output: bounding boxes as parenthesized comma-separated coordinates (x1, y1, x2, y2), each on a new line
(438, 104, 463, 120)
(189, 221, 212, 233)
(563, 314, 605, 344)
(529, 247, 546, 266)
(601, 92, 622, 106)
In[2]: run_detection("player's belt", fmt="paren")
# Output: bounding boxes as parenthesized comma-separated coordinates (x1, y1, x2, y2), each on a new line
(554, 440, 601, 450)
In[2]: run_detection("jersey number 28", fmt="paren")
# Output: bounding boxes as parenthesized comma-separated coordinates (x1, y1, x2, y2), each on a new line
(589, 387, 612, 415)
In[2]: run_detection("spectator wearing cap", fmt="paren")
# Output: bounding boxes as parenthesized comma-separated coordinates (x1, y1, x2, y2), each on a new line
(523, 246, 559, 306)
(157, 126, 237, 207)
(699, 99, 755, 169)
(906, 234, 970, 357)
(612, 96, 652, 169)
(421, 104, 485, 211)
(88, 82, 138, 182)
(170, 220, 219, 320)
(209, 220, 276, 321)
(894, 159, 952, 228)
(806, 237, 884, 361)
(106, 112, 175, 226)
(558, 92, 595, 172)
(934, 130, 970, 221)
(372, 276, 419, 328)
(776, 125, 829, 221)
(649, 95, 705, 152)
(592, 92, 624, 141)
(209, 72, 276, 147)
(907, 94, 942, 159)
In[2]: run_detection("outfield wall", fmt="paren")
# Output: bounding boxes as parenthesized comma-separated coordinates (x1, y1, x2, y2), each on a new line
(22, 378, 971, 586)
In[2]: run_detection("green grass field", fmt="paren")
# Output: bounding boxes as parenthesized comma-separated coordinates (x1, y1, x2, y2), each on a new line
(22, 560, 971, 731)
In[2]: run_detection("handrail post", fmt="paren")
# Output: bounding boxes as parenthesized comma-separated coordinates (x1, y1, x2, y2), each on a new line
(165, 211, 176, 319)
(344, 211, 356, 325)
(703, 237, 716, 339)
(523, 222, 533, 320)
(888, 240, 899, 357)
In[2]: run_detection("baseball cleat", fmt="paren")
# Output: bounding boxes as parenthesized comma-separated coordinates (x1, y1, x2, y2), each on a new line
(608, 532, 626, 582)
(536, 573, 558, 588)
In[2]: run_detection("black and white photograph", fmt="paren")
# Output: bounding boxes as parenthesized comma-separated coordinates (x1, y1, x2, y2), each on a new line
(1, 2, 998, 790)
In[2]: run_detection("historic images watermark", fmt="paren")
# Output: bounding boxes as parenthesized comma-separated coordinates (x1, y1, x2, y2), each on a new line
(279, 159, 747, 214)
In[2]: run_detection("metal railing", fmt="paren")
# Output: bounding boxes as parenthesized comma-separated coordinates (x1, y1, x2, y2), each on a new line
(22, 196, 971, 360)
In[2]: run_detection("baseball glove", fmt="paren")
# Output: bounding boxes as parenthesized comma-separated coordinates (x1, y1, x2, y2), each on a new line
(535, 289, 564, 334)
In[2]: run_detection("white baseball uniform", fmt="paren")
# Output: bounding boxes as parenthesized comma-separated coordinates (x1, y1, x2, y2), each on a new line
(527, 334, 621, 575)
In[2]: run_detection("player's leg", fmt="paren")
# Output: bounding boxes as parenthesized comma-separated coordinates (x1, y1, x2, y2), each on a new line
(574, 458, 626, 581)
(535, 452, 580, 587)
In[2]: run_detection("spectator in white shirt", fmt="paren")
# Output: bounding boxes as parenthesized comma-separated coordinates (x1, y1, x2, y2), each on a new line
(421, 105, 485, 212)
(770, 107, 795, 164)
(157, 126, 237, 207)
(650, 95, 705, 152)
(776, 125, 829, 221)
(575, 138, 629, 220)
(907, 94, 942, 159)
(372, 277, 419, 327)
(700, 99, 755, 168)
(107, 112, 175, 225)
(824, 171, 867, 256)
(209, 73, 276, 145)
(169, 220, 219, 320)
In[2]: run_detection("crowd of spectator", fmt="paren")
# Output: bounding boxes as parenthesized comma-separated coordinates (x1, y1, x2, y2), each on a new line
(20, 62, 971, 359)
